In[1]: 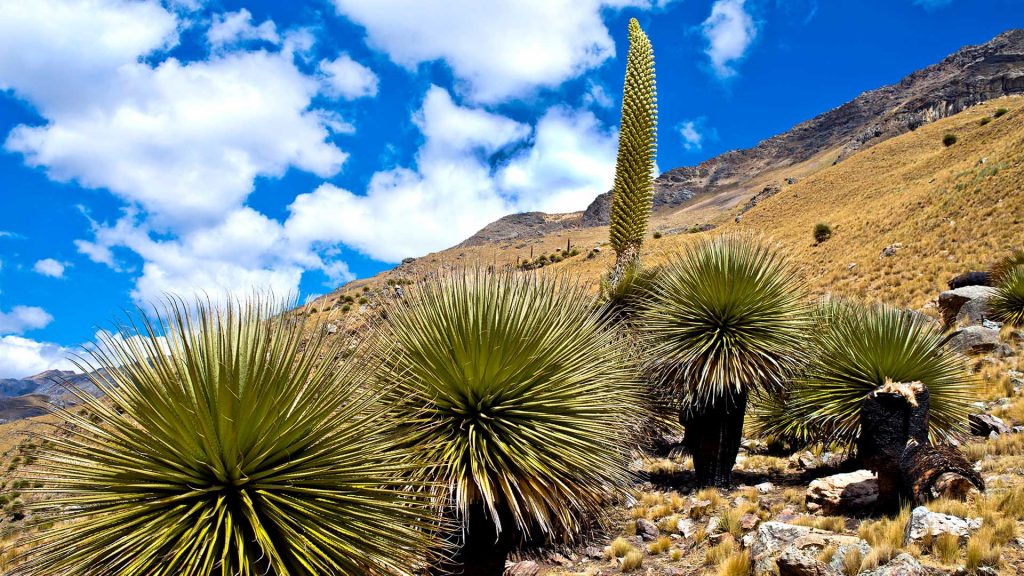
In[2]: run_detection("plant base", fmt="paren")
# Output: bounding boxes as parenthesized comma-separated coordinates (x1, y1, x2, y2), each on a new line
(681, 389, 748, 488)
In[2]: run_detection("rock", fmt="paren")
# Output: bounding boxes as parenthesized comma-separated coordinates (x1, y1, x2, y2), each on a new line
(324, 323, 338, 334)
(755, 482, 774, 494)
(740, 513, 761, 531)
(505, 560, 541, 576)
(881, 243, 902, 257)
(859, 553, 927, 576)
(948, 271, 992, 290)
(956, 297, 993, 327)
(751, 522, 870, 576)
(947, 326, 1002, 355)
(776, 548, 833, 576)
(938, 286, 996, 327)
(792, 451, 820, 470)
(969, 413, 1012, 437)
(806, 470, 878, 514)
(636, 518, 659, 541)
(688, 498, 713, 517)
(903, 506, 981, 545)
(400, 257, 416, 264)
(676, 518, 698, 538)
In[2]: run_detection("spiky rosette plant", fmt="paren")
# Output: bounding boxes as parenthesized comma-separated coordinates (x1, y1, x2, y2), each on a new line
(599, 261, 662, 327)
(989, 265, 1024, 327)
(640, 236, 810, 487)
(770, 300, 973, 447)
(372, 270, 645, 575)
(11, 297, 438, 576)
(990, 249, 1024, 284)
(609, 18, 657, 279)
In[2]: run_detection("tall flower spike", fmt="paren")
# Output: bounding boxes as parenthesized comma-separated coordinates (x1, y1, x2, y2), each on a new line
(610, 18, 657, 275)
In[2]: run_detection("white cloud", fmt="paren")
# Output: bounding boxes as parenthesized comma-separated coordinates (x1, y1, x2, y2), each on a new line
(283, 86, 617, 262)
(319, 54, 379, 99)
(701, 0, 759, 79)
(331, 0, 668, 103)
(583, 79, 614, 109)
(33, 258, 66, 278)
(0, 306, 54, 334)
(677, 117, 716, 151)
(208, 9, 279, 47)
(1, 1, 347, 230)
(0, 335, 75, 379)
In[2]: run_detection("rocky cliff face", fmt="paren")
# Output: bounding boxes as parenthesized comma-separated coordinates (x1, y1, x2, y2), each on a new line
(466, 29, 1024, 241)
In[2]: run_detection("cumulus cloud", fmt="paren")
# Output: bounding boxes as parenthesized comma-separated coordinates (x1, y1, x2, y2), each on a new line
(701, 0, 759, 79)
(208, 8, 279, 47)
(0, 306, 54, 334)
(0, 335, 74, 378)
(331, 0, 669, 103)
(283, 86, 617, 262)
(319, 54, 379, 99)
(33, 258, 66, 278)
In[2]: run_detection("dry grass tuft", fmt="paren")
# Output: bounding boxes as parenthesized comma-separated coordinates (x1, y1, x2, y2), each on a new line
(932, 532, 960, 565)
(620, 549, 644, 572)
(716, 550, 751, 576)
(966, 527, 1002, 571)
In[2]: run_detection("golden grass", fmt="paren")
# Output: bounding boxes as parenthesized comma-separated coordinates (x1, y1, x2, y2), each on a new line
(620, 549, 644, 572)
(716, 550, 751, 576)
(647, 535, 672, 554)
(841, 546, 863, 576)
(705, 539, 736, 566)
(609, 537, 633, 559)
(966, 527, 1002, 571)
(858, 507, 910, 550)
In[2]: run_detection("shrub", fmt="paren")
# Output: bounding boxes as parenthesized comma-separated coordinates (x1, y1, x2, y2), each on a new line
(942, 133, 958, 147)
(994, 107, 1009, 118)
(13, 297, 437, 575)
(621, 548, 644, 572)
(813, 223, 833, 243)
(989, 264, 1024, 327)
(980, 117, 992, 126)
(641, 236, 810, 486)
(762, 301, 972, 446)
(374, 270, 646, 572)
(653, 231, 663, 239)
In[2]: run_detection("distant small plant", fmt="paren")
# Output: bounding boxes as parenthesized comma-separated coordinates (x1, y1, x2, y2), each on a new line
(980, 117, 992, 126)
(358, 297, 368, 305)
(813, 223, 832, 243)
(942, 133, 958, 147)
(994, 107, 1009, 118)
(341, 304, 352, 313)
(653, 231, 663, 239)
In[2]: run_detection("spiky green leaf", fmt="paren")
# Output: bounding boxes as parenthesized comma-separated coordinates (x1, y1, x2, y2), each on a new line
(989, 265, 1024, 327)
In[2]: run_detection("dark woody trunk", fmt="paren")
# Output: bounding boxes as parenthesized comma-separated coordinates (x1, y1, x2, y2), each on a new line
(859, 381, 984, 512)
(441, 502, 517, 576)
(681, 389, 748, 488)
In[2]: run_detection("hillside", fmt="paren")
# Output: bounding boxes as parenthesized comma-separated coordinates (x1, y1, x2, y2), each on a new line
(303, 96, 1024, 324)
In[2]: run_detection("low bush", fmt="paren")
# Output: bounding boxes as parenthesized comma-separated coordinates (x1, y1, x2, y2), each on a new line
(813, 223, 832, 243)
(942, 133, 958, 147)
(994, 107, 1009, 118)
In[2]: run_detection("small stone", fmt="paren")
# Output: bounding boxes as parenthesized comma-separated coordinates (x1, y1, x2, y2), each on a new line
(324, 323, 338, 334)
(676, 518, 697, 538)
(740, 513, 761, 531)
(755, 482, 774, 494)
(505, 560, 541, 576)
(636, 518, 659, 541)
(858, 553, 926, 576)
(880, 243, 902, 257)
(752, 522, 870, 576)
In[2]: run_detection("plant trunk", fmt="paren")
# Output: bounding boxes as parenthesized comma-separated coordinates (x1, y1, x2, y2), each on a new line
(859, 381, 984, 512)
(609, 242, 641, 289)
(446, 502, 516, 576)
(681, 389, 748, 488)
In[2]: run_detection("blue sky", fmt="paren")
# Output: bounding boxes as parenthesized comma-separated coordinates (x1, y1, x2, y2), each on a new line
(0, 0, 1021, 377)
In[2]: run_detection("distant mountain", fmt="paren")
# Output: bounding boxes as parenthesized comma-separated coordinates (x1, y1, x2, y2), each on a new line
(461, 29, 1024, 245)
(0, 370, 101, 422)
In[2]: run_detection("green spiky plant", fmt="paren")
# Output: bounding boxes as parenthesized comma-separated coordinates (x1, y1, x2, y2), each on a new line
(11, 297, 438, 576)
(759, 300, 973, 447)
(608, 18, 657, 282)
(372, 270, 645, 575)
(599, 261, 662, 327)
(991, 249, 1024, 285)
(989, 265, 1024, 327)
(640, 236, 810, 487)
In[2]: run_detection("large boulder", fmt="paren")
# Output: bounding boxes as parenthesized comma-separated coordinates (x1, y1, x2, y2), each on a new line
(938, 286, 996, 327)
(903, 506, 981, 545)
(947, 326, 1003, 355)
(806, 470, 878, 514)
(751, 522, 870, 576)
(859, 553, 927, 576)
